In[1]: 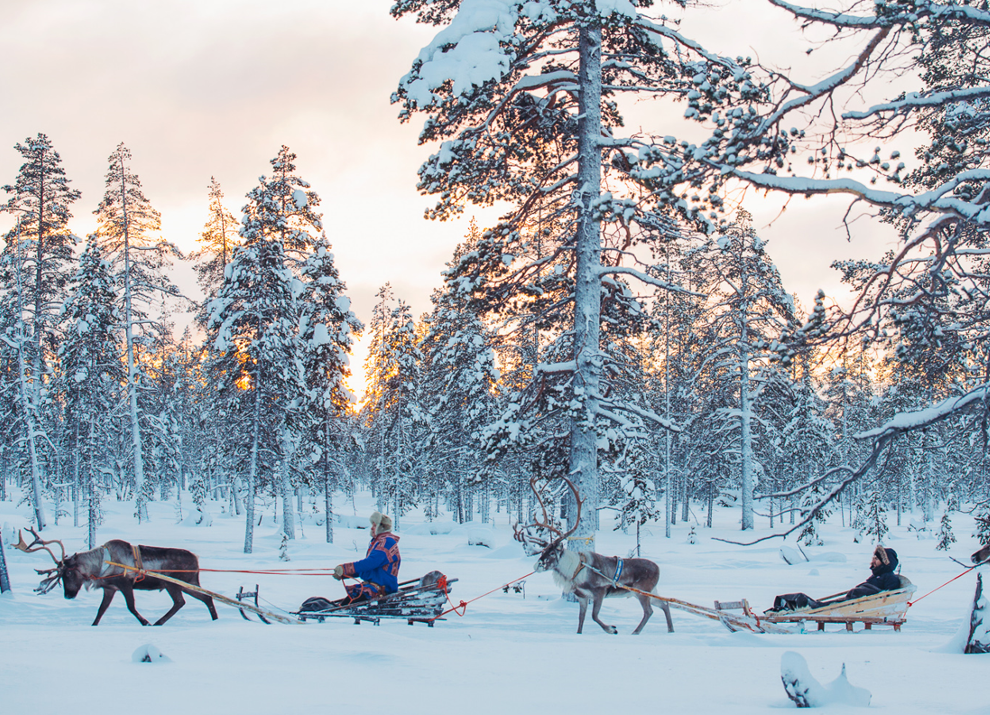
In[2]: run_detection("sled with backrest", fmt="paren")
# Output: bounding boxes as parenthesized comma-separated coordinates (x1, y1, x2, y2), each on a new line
(754, 575, 916, 632)
(287, 571, 458, 627)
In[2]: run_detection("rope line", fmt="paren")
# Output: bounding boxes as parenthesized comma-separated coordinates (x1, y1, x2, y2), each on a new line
(908, 566, 977, 607)
(430, 571, 534, 622)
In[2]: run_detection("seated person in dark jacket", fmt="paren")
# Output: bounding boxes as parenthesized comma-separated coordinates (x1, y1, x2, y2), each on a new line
(769, 546, 901, 613)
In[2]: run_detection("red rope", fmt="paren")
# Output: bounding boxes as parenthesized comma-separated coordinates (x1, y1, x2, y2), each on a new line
(430, 571, 534, 622)
(908, 566, 977, 607)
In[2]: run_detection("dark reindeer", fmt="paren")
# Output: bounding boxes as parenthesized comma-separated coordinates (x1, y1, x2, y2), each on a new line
(515, 478, 673, 635)
(15, 529, 218, 626)
(973, 544, 990, 565)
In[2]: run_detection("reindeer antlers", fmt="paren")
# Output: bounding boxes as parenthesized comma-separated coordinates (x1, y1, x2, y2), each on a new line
(14, 528, 66, 564)
(513, 476, 584, 554)
(14, 528, 67, 594)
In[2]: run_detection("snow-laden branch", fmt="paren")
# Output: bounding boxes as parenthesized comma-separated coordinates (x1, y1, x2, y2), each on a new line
(596, 397, 681, 432)
(726, 169, 990, 223)
(770, 0, 990, 29)
(856, 385, 990, 440)
(715, 384, 990, 546)
(596, 264, 704, 296)
(844, 86, 990, 120)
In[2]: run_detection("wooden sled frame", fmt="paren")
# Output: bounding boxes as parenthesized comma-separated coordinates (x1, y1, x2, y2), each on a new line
(290, 576, 458, 627)
(761, 576, 916, 633)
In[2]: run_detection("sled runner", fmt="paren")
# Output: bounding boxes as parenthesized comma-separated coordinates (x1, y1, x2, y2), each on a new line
(288, 573, 458, 627)
(761, 576, 916, 632)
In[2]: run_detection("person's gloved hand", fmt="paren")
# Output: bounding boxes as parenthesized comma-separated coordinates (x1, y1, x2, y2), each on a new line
(333, 564, 345, 580)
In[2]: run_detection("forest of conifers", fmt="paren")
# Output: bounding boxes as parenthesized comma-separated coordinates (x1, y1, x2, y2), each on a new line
(4, 0, 990, 555)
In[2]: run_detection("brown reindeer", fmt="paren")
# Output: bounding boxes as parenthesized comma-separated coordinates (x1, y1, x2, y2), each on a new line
(15, 529, 218, 626)
(515, 478, 673, 635)
(973, 544, 990, 565)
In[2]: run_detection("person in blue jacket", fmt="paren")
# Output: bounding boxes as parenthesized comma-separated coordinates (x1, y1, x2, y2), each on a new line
(332, 511, 401, 604)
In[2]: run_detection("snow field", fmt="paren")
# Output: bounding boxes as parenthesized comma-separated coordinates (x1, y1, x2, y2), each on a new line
(1, 491, 987, 714)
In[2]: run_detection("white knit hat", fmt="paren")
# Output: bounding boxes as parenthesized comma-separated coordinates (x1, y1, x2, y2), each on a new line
(370, 512, 393, 532)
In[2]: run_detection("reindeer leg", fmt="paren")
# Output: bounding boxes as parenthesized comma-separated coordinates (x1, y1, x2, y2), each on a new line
(631, 594, 653, 635)
(120, 586, 150, 626)
(184, 588, 218, 621)
(153, 585, 186, 625)
(661, 601, 674, 633)
(577, 595, 588, 634)
(92, 588, 117, 626)
(591, 593, 617, 635)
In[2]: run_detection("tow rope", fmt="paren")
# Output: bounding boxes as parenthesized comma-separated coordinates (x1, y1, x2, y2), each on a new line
(430, 572, 534, 622)
(908, 565, 980, 607)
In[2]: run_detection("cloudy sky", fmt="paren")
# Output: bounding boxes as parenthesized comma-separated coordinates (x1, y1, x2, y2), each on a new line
(0, 0, 900, 338)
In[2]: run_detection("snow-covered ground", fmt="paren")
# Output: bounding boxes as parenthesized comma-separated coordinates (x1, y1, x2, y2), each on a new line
(1, 491, 986, 714)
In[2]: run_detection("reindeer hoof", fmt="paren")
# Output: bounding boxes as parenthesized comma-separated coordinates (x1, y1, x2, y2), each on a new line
(607, 626, 618, 635)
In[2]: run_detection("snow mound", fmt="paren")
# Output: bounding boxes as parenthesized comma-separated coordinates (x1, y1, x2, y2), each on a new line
(403, 522, 458, 536)
(780, 651, 871, 708)
(181, 510, 212, 527)
(132, 644, 171, 664)
(452, 523, 497, 548)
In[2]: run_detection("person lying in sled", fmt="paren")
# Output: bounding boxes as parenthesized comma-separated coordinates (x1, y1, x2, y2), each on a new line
(768, 545, 901, 613)
(332, 511, 401, 604)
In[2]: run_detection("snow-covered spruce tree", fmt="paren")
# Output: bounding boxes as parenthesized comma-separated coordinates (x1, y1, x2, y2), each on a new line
(297, 239, 363, 543)
(92, 143, 178, 520)
(192, 177, 240, 300)
(362, 285, 423, 527)
(393, 0, 740, 548)
(0, 223, 51, 528)
(55, 239, 121, 546)
(420, 237, 501, 524)
(680, 210, 794, 529)
(0, 134, 81, 528)
(2, 133, 81, 398)
(207, 145, 320, 551)
(862, 487, 889, 544)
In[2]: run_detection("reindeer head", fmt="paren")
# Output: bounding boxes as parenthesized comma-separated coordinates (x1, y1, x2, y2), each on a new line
(14, 528, 67, 595)
(513, 477, 582, 572)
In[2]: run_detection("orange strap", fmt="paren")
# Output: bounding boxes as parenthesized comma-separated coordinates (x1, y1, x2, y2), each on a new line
(131, 544, 145, 583)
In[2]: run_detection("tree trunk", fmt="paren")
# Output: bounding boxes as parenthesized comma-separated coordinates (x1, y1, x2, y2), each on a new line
(567, 22, 604, 552)
(121, 171, 148, 522)
(243, 377, 262, 554)
(279, 435, 296, 539)
(0, 532, 10, 593)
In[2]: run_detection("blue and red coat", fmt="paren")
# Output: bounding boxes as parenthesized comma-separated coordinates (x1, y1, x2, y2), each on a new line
(342, 532, 401, 599)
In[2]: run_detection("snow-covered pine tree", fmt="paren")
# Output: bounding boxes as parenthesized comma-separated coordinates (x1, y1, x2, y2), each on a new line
(0, 221, 50, 528)
(420, 236, 501, 523)
(0, 134, 81, 529)
(297, 239, 363, 543)
(55, 239, 121, 547)
(207, 146, 321, 551)
(862, 488, 889, 544)
(92, 143, 178, 520)
(192, 177, 239, 299)
(2, 133, 81, 398)
(362, 285, 423, 526)
(393, 0, 734, 549)
(682, 210, 794, 530)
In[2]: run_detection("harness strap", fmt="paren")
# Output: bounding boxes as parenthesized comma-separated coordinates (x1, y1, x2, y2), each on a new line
(132, 544, 145, 583)
(612, 558, 623, 587)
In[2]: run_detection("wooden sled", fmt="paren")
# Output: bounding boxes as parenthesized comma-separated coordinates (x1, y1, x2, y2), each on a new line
(291, 574, 458, 627)
(762, 576, 916, 632)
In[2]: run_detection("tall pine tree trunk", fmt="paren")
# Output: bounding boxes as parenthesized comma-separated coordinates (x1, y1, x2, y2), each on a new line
(279, 432, 295, 539)
(121, 184, 148, 521)
(567, 22, 604, 551)
(243, 375, 262, 554)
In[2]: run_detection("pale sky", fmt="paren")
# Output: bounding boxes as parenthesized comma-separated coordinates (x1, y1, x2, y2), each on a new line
(0, 0, 901, 357)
